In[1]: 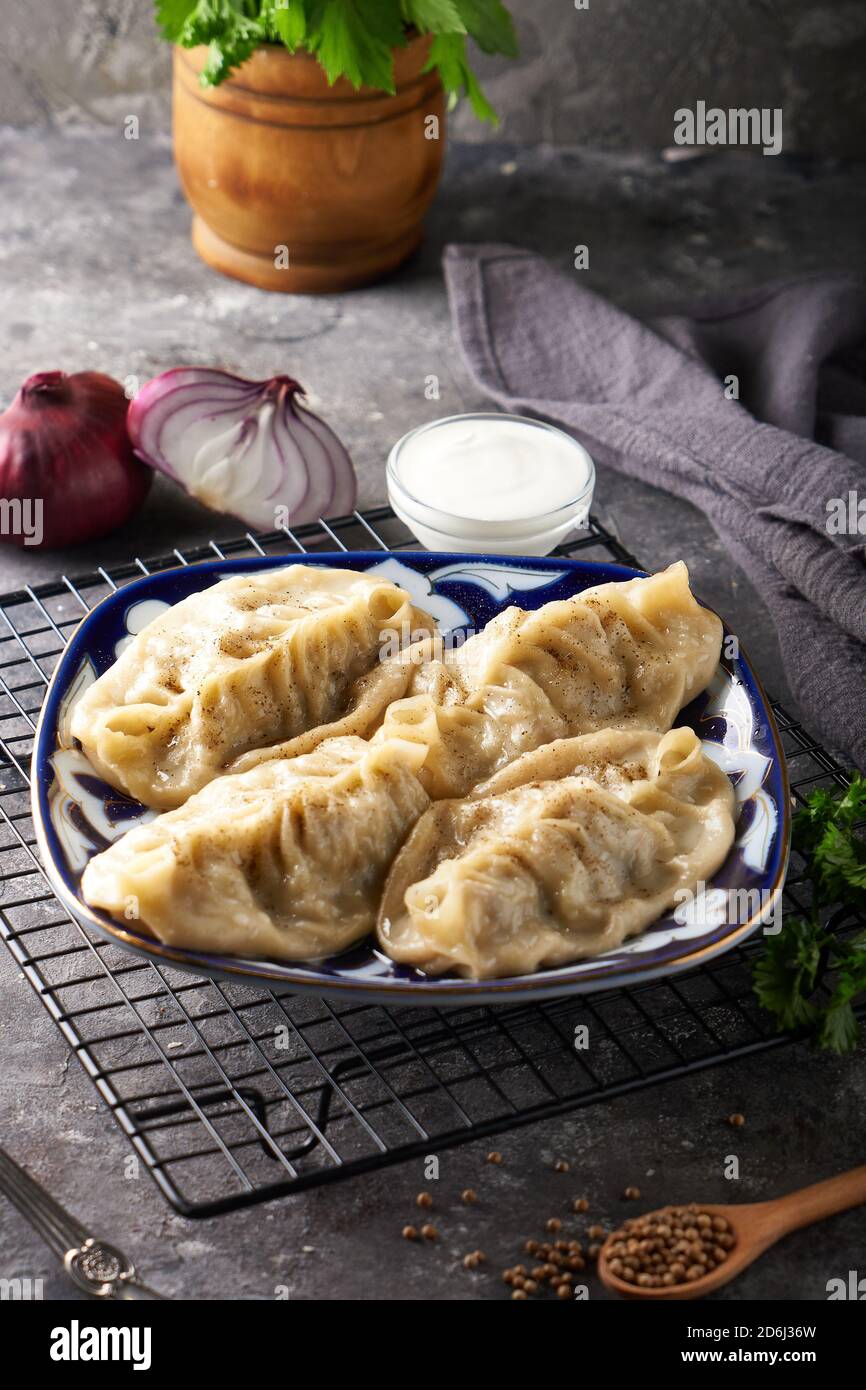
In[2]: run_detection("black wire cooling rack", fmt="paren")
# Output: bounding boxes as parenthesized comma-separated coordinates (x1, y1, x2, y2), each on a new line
(0, 505, 862, 1218)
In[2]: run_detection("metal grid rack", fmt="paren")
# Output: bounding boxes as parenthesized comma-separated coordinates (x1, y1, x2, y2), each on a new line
(1, 505, 862, 1218)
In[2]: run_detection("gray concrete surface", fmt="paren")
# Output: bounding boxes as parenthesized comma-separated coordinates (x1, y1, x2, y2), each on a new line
(1, 0, 865, 155)
(0, 129, 865, 1300)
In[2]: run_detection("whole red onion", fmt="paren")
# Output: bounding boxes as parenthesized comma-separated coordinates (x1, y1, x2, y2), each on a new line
(0, 371, 151, 549)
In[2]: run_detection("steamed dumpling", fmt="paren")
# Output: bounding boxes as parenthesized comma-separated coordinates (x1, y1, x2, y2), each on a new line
(82, 737, 431, 961)
(377, 727, 735, 978)
(374, 563, 722, 798)
(71, 565, 435, 809)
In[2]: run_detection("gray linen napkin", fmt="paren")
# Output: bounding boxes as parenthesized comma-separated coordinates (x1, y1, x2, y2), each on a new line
(443, 244, 866, 769)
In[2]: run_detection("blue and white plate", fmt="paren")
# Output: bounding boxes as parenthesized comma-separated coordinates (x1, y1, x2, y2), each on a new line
(32, 552, 790, 1006)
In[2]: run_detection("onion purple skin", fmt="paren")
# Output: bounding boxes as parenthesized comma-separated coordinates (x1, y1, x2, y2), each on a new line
(128, 367, 358, 531)
(0, 371, 152, 550)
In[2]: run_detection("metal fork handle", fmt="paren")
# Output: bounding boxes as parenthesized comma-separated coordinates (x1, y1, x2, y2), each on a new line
(0, 1145, 165, 1299)
(0, 1146, 87, 1260)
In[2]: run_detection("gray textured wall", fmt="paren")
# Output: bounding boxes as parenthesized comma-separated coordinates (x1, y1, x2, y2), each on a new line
(0, 0, 864, 153)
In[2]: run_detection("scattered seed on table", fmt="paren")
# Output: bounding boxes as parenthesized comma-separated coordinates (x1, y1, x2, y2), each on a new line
(486, 1151, 503, 1165)
(525, 1238, 539, 1255)
(557, 1283, 571, 1299)
(554, 1159, 570, 1172)
(463, 1253, 480, 1270)
(416, 1192, 433, 1209)
(588, 1244, 600, 1260)
(524, 1278, 539, 1294)
(624, 1186, 641, 1200)
(588, 1224, 606, 1239)
(402, 1225, 419, 1241)
(472, 1249, 487, 1264)
(420, 1224, 438, 1241)
(461, 1188, 478, 1205)
(573, 1197, 589, 1213)
(728, 1113, 746, 1128)
(546, 1217, 562, 1233)
(512, 1288, 527, 1300)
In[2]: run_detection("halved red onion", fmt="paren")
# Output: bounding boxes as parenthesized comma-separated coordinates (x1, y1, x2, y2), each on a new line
(128, 368, 357, 529)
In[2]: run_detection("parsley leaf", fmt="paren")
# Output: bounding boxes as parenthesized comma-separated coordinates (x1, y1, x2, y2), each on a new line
(836, 779, 866, 827)
(156, 0, 198, 42)
(454, 0, 518, 56)
(425, 32, 497, 124)
(753, 775, 866, 1051)
(825, 934, 866, 1050)
(753, 915, 824, 1030)
(170, 0, 263, 85)
(261, 0, 308, 49)
(307, 0, 404, 92)
(816, 821, 866, 903)
(402, 0, 465, 33)
(819, 981, 863, 1053)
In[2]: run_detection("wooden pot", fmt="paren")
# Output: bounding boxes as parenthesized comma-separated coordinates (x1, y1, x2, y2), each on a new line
(172, 36, 445, 294)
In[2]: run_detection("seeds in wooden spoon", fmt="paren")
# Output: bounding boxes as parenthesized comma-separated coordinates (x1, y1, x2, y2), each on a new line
(604, 1205, 734, 1289)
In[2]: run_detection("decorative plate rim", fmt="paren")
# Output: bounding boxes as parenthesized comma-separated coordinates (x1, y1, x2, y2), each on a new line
(31, 550, 791, 1007)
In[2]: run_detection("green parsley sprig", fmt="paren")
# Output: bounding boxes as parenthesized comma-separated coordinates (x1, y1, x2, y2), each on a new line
(156, 0, 518, 123)
(753, 775, 866, 1052)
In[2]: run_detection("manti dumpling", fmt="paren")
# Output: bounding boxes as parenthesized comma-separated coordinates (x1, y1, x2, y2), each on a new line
(71, 565, 435, 809)
(372, 562, 722, 798)
(377, 727, 735, 978)
(81, 737, 431, 961)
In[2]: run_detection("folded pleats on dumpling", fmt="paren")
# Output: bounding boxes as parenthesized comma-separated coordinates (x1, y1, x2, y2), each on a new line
(373, 562, 723, 798)
(71, 565, 435, 808)
(377, 727, 735, 978)
(82, 737, 431, 961)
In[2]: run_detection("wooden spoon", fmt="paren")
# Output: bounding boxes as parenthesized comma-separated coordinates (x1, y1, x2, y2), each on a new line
(598, 1164, 866, 1300)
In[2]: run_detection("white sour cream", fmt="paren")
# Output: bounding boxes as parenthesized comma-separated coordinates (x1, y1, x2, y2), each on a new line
(387, 414, 595, 556)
